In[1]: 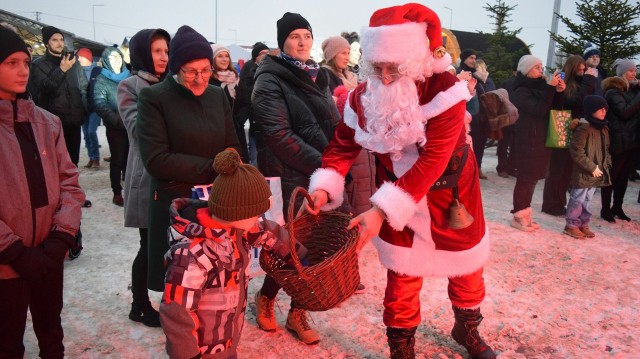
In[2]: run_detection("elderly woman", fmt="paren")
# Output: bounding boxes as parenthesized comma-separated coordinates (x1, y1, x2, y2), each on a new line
(117, 28, 170, 327)
(136, 25, 240, 293)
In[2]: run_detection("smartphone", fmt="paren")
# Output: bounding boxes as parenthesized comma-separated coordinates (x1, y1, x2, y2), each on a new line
(62, 50, 76, 60)
(559, 72, 565, 80)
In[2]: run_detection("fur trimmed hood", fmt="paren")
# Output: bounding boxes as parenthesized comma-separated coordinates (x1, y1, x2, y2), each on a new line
(602, 76, 628, 93)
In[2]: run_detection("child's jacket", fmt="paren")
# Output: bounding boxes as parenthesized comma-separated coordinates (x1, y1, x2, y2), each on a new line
(569, 119, 612, 188)
(160, 198, 281, 359)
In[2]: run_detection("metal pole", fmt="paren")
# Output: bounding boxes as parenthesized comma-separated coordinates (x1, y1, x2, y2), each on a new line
(215, 0, 218, 43)
(444, 6, 453, 29)
(545, 0, 562, 73)
(92, 4, 104, 41)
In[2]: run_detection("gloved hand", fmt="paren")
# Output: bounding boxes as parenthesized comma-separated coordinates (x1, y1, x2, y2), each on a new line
(40, 231, 76, 264)
(592, 165, 603, 177)
(4, 241, 55, 283)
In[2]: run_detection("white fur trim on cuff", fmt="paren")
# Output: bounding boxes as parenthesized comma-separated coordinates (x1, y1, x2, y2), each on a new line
(308, 167, 345, 211)
(420, 80, 472, 120)
(370, 182, 417, 231)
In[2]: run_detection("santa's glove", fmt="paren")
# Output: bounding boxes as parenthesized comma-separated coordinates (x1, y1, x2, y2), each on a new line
(1, 241, 54, 283)
(592, 166, 603, 177)
(41, 231, 76, 264)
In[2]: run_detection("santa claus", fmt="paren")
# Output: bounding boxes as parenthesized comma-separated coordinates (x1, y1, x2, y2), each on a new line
(306, 3, 495, 359)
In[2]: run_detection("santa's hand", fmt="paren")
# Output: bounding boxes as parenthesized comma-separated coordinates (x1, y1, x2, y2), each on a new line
(348, 206, 385, 254)
(298, 190, 328, 217)
(592, 165, 603, 177)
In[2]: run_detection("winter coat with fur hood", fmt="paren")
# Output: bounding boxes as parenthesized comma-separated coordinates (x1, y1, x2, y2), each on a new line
(602, 76, 640, 156)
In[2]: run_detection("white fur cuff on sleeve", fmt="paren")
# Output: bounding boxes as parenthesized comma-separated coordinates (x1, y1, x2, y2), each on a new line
(370, 182, 417, 231)
(420, 80, 472, 120)
(308, 167, 345, 211)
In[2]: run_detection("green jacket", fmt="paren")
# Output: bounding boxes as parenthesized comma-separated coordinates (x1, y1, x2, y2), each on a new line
(569, 119, 611, 188)
(137, 75, 240, 291)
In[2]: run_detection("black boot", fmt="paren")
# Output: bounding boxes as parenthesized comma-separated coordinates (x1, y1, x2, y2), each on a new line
(451, 307, 496, 359)
(611, 206, 631, 222)
(129, 302, 161, 327)
(600, 208, 616, 223)
(386, 326, 416, 359)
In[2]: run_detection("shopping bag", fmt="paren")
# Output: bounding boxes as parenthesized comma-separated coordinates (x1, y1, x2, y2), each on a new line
(249, 177, 284, 278)
(545, 110, 572, 148)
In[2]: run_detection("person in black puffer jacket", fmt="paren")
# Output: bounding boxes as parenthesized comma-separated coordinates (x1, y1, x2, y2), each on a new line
(93, 47, 131, 206)
(599, 59, 640, 222)
(251, 12, 341, 345)
(510, 55, 565, 231)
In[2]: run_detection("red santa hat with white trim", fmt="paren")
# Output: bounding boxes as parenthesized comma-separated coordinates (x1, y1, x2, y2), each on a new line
(360, 3, 452, 76)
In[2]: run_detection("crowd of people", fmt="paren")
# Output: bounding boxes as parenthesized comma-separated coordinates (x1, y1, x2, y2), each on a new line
(1, 2, 639, 359)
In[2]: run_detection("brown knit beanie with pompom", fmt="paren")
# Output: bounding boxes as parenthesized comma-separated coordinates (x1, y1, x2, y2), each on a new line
(208, 149, 272, 221)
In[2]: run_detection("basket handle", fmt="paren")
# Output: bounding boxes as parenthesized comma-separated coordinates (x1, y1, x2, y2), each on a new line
(287, 186, 314, 279)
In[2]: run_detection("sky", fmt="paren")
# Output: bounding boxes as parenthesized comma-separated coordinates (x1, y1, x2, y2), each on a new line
(3, 1, 639, 63)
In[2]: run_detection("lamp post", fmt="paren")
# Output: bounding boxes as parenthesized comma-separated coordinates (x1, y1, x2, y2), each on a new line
(214, 0, 218, 43)
(229, 28, 237, 44)
(444, 6, 453, 29)
(92, 4, 104, 41)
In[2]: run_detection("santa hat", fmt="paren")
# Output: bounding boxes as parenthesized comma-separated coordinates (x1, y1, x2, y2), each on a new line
(360, 3, 451, 75)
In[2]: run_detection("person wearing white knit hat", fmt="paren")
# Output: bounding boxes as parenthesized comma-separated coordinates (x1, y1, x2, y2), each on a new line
(306, 3, 495, 358)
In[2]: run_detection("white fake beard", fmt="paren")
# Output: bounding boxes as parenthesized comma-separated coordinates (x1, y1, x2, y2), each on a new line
(359, 76, 426, 160)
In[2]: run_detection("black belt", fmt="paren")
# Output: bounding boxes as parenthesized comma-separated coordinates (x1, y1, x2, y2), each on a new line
(378, 145, 469, 192)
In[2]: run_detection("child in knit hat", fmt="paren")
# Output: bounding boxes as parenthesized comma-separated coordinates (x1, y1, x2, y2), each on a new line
(160, 149, 297, 359)
(563, 95, 611, 239)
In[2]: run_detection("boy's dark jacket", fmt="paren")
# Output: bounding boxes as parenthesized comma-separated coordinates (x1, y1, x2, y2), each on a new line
(569, 118, 611, 188)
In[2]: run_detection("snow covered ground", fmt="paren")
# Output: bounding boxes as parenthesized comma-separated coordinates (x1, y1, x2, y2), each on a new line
(23, 125, 640, 358)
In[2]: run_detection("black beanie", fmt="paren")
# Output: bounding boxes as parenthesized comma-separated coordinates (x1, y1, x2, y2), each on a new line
(168, 25, 213, 74)
(0, 27, 30, 64)
(459, 49, 476, 64)
(583, 95, 608, 116)
(42, 26, 63, 45)
(251, 42, 270, 61)
(276, 12, 312, 51)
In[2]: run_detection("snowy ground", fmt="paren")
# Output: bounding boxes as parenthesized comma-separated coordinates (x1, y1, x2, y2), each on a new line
(23, 125, 640, 358)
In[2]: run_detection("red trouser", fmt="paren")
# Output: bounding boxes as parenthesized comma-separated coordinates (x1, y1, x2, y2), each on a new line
(382, 268, 485, 328)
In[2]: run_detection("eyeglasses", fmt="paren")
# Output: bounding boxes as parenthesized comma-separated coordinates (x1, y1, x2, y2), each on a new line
(180, 67, 214, 80)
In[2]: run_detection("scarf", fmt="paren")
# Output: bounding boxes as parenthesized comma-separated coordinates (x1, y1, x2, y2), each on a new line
(101, 67, 130, 84)
(585, 113, 608, 130)
(216, 70, 239, 99)
(280, 51, 320, 81)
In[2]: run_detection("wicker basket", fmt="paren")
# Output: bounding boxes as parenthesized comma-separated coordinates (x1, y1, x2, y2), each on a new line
(259, 187, 360, 311)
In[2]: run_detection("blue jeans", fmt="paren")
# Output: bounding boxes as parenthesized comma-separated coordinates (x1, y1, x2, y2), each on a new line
(82, 112, 100, 161)
(249, 135, 257, 167)
(566, 187, 596, 228)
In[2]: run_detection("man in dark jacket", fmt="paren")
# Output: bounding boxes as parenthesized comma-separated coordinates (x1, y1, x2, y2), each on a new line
(234, 41, 269, 165)
(251, 12, 341, 345)
(28, 26, 88, 166)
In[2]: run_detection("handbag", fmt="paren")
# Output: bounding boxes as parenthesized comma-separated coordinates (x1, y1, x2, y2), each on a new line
(545, 109, 572, 148)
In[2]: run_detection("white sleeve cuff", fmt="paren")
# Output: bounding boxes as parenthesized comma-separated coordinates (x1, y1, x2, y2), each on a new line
(308, 167, 345, 211)
(370, 182, 417, 231)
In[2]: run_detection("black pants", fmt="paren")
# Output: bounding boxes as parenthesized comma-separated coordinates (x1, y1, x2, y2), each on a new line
(601, 150, 637, 211)
(105, 127, 129, 194)
(62, 124, 82, 166)
(0, 270, 65, 359)
(512, 178, 538, 213)
(496, 125, 515, 175)
(260, 275, 300, 310)
(470, 117, 486, 169)
(131, 228, 151, 306)
(541, 148, 573, 213)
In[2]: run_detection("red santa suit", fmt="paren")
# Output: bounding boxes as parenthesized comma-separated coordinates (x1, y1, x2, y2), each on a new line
(308, 5, 490, 329)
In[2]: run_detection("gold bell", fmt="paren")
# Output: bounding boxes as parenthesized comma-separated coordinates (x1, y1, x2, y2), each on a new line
(448, 187, 474, 230)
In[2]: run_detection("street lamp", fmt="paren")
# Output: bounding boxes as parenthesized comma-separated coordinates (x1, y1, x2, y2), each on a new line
(92, 4, 104, 41)
(229, 28, 237, 44)
(443, 6, 453, 29)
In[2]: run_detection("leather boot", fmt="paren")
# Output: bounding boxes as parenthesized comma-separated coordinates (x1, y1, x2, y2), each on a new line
(129, 302, 161, 327)
(451, 306, 496, 359)
(386, 326, 416, 359)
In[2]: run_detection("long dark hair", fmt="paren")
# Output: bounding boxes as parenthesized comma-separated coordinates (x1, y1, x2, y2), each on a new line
(563, 55, 586, 101)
